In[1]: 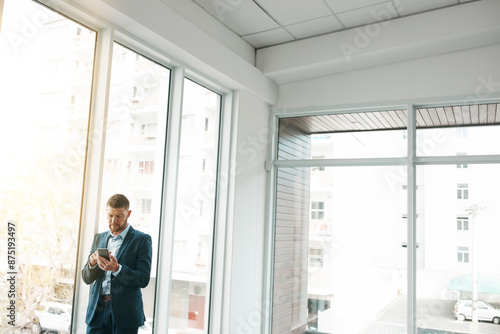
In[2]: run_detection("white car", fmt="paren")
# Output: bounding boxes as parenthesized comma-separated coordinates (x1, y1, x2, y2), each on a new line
(454, 300, 500, 325)
(35, 302, 72, 333)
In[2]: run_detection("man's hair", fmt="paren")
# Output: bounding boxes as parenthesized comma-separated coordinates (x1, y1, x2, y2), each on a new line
(107, 194, 130, 211)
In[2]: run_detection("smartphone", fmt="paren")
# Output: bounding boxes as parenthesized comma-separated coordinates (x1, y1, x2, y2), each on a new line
(97, 248, 110, 260)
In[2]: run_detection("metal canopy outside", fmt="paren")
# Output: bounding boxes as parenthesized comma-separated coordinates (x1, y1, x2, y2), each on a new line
(280, 103, 500, 134)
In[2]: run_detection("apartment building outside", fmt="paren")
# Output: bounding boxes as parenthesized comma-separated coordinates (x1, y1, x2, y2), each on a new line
(305, 123, 500, 332)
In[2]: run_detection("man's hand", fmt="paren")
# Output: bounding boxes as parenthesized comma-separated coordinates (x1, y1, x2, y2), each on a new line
(96, 252, 120, 272)
(89, 251, 99, 267)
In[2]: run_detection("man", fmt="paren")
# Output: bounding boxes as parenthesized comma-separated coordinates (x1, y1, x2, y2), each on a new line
(82, 194, 152, 334)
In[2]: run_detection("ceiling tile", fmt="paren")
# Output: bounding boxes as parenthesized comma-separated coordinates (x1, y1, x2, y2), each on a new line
(194, 0, 278, 35)
(189, 0, 472, 49)
(256, 0, 332, 25)
(336, 2, 398, 28)
(243, 28, 295, 49)
(325, 0, 390, 13)
(396, 0, 457, 16)
(286, 16, 344, 39)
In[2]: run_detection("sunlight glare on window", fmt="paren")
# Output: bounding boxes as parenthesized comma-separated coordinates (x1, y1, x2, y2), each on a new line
(0, 0, 96, 332)
(168, 79, 221, 334)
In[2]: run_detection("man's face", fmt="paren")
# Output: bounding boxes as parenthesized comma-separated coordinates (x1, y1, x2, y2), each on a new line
(107, 206, 131, 235)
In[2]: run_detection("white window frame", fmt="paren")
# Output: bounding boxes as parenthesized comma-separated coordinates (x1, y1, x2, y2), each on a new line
(310, 201, 325, 220)
(308, 248, 324, 268)
(457, 246, 470, 263)
(33, 14, 236, 334)
(457, 183, 469, 199)
(457, 217, 469, 231)
(267, 100, 500, 334)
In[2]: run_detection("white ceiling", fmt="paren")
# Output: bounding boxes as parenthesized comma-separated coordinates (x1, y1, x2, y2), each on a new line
(191, 0, 477, 49)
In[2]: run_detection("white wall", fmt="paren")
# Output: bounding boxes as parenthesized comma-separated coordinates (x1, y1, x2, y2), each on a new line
(229, 90, 271, 334)
(257, 0, 500, 86)
(275, 42, 500, 110)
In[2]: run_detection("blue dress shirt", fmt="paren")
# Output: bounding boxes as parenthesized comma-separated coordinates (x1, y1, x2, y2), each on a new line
(101, 224, 130, 295)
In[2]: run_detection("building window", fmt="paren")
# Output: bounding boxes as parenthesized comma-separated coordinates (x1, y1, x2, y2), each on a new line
(132, 85, 141, 101)
(311, 201, 325, 220)
(137, 198, 152, 214)
(456, 127, 468, 138)
(104, 161, 118, 174)
(309, 248, 324, 267)
(138, 161, 155, 174)
(141, 123, 157, 137)
(457, 183, 469, 199)
(457, 217, 469, 231)
(457, 247, 470, 263)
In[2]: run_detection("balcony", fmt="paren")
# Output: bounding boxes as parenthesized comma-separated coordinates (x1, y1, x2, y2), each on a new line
(128, 135, 157, 150)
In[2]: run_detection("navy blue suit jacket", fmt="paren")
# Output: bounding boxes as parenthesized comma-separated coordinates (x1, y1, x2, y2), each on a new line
(82, 225, 152, 329)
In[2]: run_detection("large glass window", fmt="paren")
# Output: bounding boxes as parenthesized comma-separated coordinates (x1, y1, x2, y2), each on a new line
(0, 0, 96, 332)
(274, 104, 500, 334)
(274, 166, 407, 334)
(278, 110, 407, 160)
(168, 79, 221, 333)
(0, 2, 226, 333)
(416, 164, 500, 334)
(99, 43, 171, 332)
(274, 109, 409, 334)
(416, 104, 500, 156)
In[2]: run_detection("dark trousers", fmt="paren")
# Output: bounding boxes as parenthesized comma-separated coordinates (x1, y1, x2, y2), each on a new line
(87, 299, 139, 334)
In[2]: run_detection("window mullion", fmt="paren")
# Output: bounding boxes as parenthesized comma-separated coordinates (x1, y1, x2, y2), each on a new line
(407, 104, 417, 334)
(207, 91, 234, 334)
(74, 27, 115, 332)
(0, 0, 5, 34)
(263, 110, 280, 334)
(155, 66, 185, 334)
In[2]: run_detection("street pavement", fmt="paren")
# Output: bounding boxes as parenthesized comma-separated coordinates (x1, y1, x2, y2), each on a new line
(374, 296, 500, 334)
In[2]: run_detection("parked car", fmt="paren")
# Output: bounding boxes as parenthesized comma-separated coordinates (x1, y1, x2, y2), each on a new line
(454, 299, 500, 325)
(34, 302, 72, 333)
